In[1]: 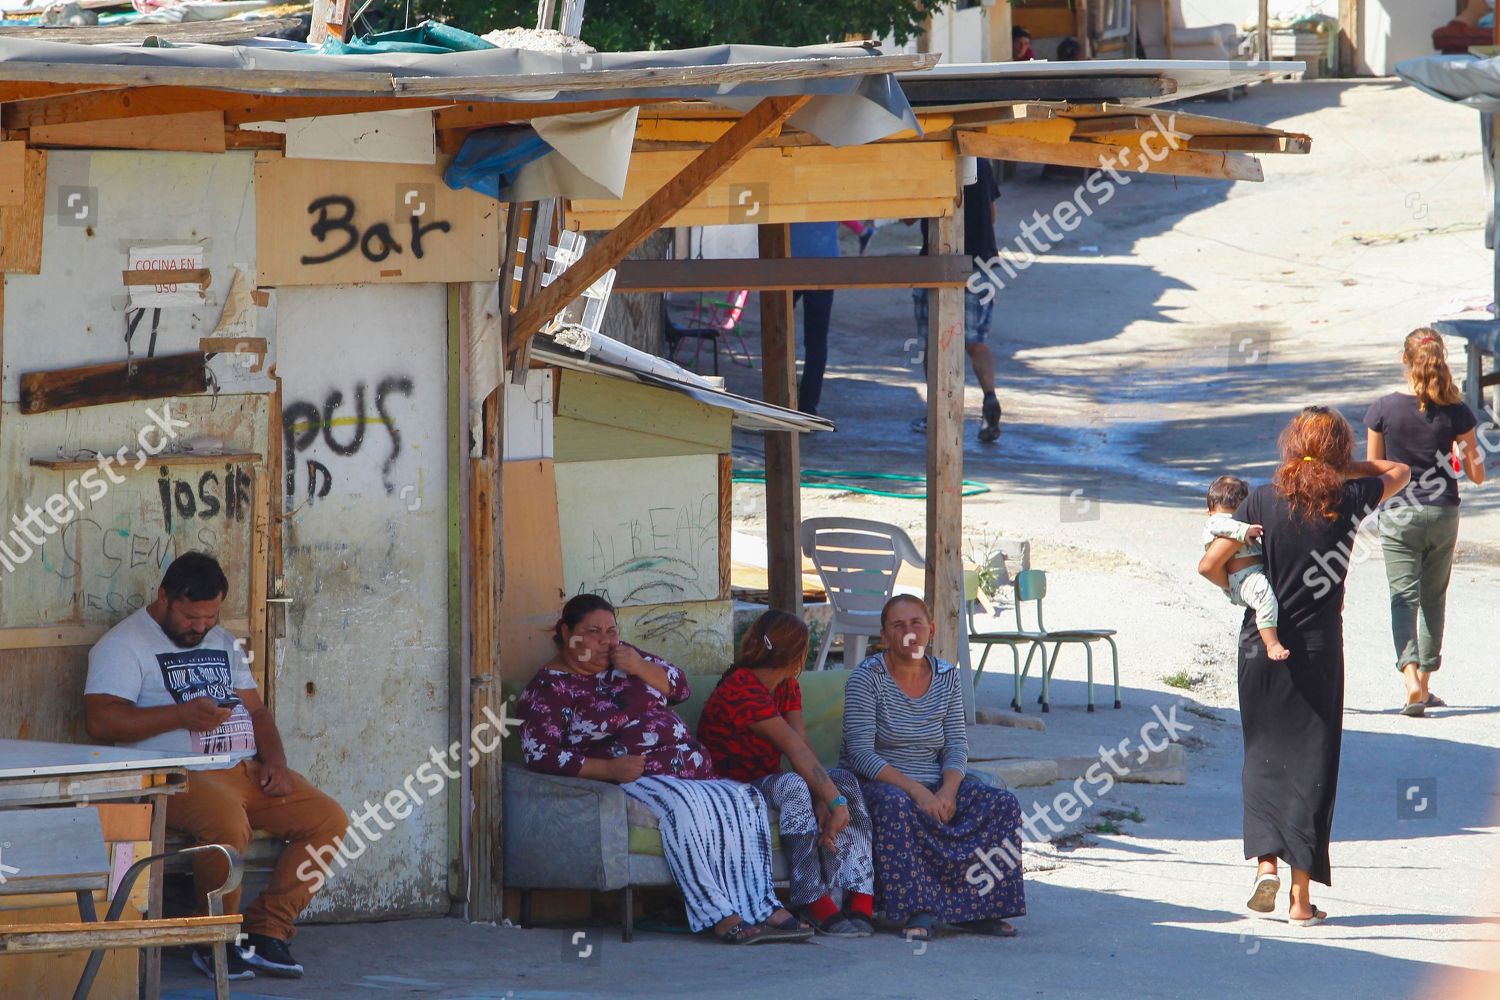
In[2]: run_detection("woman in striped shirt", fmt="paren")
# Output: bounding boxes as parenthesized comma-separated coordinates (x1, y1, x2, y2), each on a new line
(841, 595, 1027, 941)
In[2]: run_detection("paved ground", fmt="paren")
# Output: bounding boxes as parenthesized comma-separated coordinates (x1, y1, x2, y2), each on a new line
(164, 79, 1500, 999)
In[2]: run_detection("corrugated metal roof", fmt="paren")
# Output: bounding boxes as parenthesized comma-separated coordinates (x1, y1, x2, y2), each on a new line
(531, 332, 832, 434)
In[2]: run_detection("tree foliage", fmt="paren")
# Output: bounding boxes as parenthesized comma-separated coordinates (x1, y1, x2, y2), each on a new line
(414, 0, 942, 51)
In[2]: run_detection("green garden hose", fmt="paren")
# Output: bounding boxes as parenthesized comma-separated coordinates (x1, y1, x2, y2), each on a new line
(732, 467, 991, 500)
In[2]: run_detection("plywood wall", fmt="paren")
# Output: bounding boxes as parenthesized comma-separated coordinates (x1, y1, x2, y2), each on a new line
(274, 282, 450, 919)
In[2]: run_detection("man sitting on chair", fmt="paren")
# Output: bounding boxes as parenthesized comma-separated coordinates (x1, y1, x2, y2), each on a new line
(84, 552, 346, 983)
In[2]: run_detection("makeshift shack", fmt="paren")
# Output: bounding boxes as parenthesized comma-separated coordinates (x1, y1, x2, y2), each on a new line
(0, 27, 1312, 986)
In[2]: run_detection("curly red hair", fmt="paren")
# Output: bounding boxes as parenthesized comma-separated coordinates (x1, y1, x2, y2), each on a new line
(1272, 406, 1352, 522)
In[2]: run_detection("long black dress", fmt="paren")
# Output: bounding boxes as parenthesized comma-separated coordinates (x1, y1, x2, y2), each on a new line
(1234, 476, 1384, 886)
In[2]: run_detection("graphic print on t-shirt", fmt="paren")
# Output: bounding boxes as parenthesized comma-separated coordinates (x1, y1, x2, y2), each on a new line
(155, 649, 257, 755)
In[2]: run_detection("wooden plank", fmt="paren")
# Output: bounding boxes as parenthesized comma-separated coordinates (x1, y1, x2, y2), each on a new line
(19, 351, 206, 414)
(121, 267, 212, 287)
(0, 142, 24, 206)
(254, 153, 500, 287)
(466, 384, 504, 920)
(757, 222, 801, 618)
(0, 896, 140, 998)
(924, 173, 964, 671)
(434, 98, 647, 132)
(569, 196, 954, 231)
(611, 254, 972, 292)
(33, 111, 225, 153)
(29, 451, 260, 471)
(497, 458, 564, 679)
(5, 88, 450, 130)
(511, 95, 810, 352)
(0, 17, 301, 46)
(566, 140, 955, 230)
(0, 148, 45, 274)
(95, 804, 153, 843)
(0, 915, 239, 954)
(309, 0, 352, 43)
(956, 130, 1264, 182)
(394, 53, 938, 98)
(0, 620, 250, 651)
(718, 454, 732, 601)
(248, 466, 270, 696)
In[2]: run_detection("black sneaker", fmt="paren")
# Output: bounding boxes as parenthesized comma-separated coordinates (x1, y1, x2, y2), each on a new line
(190, 944, 254, 981)
(240, 932, 305, 979)
(979, 394, 1002, 443)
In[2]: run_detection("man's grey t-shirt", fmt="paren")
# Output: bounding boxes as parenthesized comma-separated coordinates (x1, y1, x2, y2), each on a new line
(85, 608, 257, 769)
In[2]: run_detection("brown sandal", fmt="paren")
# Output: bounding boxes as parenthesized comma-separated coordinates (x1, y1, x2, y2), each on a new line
(714, 918, 764, 945)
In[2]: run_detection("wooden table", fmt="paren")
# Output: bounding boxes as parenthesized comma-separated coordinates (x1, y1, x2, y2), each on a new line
(0, 739, 229, 998)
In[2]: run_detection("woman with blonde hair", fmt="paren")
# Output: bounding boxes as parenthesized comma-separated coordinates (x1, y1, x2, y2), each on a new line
(1365, 329, 1485, 716)
(1201, 407, 1408, 925)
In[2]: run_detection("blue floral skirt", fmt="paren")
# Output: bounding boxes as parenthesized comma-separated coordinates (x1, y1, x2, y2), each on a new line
(862, 775, 1027, 924)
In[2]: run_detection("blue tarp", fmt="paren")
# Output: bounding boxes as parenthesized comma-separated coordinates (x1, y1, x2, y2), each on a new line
(318, 21, 496, 56)
(443, 127, 553, 200)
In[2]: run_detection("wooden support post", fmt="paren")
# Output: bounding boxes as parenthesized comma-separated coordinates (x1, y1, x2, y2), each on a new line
(1258, 0, 1270, 61)
(1337, 0, 1357, 76)
(447, 283, 468, 909)
(1075, 0, 1093, 59)
(308, 0, 350, 43)
(758, 223, 802, 617)
(466, 385, 504, 920)
(1162, 0, 1175, 59)
(507, 95, 810, 354)
(924, 169, 965, 692)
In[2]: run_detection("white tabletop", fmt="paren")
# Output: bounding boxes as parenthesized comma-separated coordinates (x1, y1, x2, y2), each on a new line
(0, 738, 230, 779)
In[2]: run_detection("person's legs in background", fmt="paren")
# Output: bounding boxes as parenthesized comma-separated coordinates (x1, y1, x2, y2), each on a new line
(1415, 506, 1461, 696)
(965, 289, 1001, 442)
(1380, 508, 1428, 712)
(910, 287, 1002, 439)
(793, 289, 834, 416)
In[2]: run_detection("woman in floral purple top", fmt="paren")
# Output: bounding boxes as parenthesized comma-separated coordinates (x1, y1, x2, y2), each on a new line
(518, 594, 812, 945)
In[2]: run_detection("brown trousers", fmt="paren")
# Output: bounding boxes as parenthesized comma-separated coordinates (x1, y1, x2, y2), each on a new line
(166, 759, 346, 941)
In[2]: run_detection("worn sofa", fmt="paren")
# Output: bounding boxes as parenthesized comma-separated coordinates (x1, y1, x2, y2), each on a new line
(501, 668, 1004, 940)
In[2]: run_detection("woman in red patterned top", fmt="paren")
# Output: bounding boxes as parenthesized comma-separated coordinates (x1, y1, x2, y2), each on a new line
(519, 595, 812, 945)
(698, 610, 876, 937)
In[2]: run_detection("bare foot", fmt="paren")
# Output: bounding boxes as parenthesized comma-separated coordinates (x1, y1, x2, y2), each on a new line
(1266, 641, 1291, 661)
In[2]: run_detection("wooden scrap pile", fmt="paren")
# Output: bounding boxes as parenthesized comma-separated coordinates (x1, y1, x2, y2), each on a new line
(0, 0, 308, 44)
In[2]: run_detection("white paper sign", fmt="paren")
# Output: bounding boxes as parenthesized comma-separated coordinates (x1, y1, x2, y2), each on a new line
(126, 244, 207, 308)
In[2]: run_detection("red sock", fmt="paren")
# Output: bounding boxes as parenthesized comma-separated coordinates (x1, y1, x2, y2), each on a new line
(846, 892, 874, 918)
(806, 895, 840, 923)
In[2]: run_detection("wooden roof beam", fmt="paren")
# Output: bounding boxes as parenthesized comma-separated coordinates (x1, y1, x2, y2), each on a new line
(505, 94, 812, 369)
(957, 129, 1264, 182)
(612, 254, 972, 293)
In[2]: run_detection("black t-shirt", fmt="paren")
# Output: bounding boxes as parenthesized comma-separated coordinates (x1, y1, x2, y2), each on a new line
(1363, 392, 1476, 507)
(1233, 477, 1385, 647)
(921, 159, 999, 264)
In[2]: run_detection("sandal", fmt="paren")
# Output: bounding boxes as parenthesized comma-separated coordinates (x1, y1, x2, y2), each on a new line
(841, 910, 876, 936)
(902, 912, 936, 942)
(1247, 872, 1280, 913)
(1289, 908, 1327, 927)
(714, 918, 765, 945)
(1424, 693, 1447, 708)
(959, 918, 1017, 938)
(756, 915, 815, 944)
(1400, 696, 1426, 718)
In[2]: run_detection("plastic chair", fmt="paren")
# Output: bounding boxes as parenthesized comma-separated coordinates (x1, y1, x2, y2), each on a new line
(663, 290, 752, 375)
(1007, 569, 1121, 713)
(800, 517, 925, 671)
(965, 569, 1049, 715)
